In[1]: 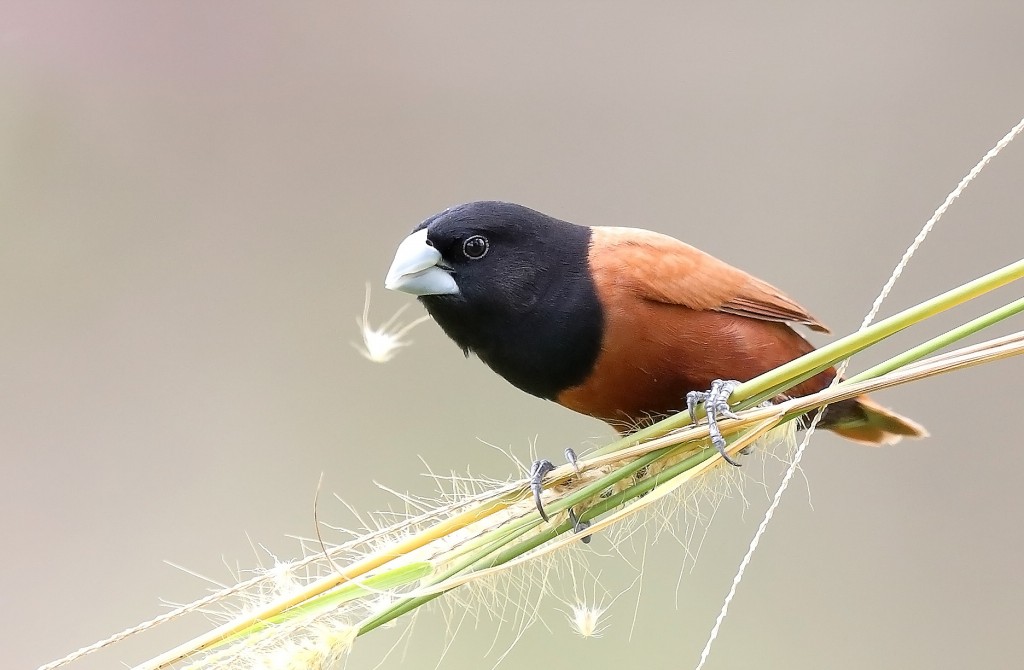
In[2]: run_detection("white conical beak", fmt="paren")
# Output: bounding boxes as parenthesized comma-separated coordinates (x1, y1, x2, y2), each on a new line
(385, 228, 459, 296)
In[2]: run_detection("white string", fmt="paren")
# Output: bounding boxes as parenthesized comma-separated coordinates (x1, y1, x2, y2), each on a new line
(694, 113, 1024, 670)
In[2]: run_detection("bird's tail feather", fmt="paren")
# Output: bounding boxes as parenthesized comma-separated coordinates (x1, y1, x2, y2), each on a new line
(824, 395, 928, 446)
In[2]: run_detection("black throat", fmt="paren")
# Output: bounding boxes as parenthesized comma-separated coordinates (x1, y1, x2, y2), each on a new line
(421, 224, 604, 400)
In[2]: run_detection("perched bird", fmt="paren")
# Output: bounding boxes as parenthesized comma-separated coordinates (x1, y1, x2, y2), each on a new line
(385, 201, 926, 515)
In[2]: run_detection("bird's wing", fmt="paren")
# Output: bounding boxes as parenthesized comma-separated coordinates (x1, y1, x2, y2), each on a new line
(590, 226, 830, 333)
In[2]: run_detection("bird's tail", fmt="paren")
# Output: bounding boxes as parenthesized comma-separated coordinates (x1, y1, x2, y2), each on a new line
(823, 395, 929, 446)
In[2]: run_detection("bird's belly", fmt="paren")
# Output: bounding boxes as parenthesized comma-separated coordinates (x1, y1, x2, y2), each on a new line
(556, 353, 729, 431)
(555, 302, 830, 433)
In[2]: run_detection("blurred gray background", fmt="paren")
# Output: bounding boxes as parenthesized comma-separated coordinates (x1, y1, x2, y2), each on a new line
(3, 3, 1023, 669)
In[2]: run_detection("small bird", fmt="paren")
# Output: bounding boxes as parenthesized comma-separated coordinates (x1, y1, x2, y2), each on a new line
(385, 202, 926, 516)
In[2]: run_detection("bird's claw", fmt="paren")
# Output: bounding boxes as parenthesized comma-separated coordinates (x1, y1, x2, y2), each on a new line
(562, 448, 592, 542)
(686, 379, 743, 467)
(564, 447, 580, 473)
(529, 448, 587, 529)
(529, 458, 556, 522)
(568, 506, 592, 544)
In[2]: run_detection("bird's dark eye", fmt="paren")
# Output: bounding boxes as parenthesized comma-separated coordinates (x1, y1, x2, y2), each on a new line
(462, 235, 489, 260)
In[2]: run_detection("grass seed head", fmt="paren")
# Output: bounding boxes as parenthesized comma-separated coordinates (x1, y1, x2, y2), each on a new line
(352, 282, 430, 363)
(567, 602, 608, 638)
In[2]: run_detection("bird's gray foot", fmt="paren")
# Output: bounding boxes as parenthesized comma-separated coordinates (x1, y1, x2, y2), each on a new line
(529, 458, 556, 522)
(564, 447, 580, 473)
(530, 449, 591, 542)
(686, 379, 743, 466)
(568, 506, 592, 544)
(561, 448, 592, 542)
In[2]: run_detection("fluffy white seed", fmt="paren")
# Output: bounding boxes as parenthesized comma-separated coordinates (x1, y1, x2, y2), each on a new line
(352, 283, 430, 363)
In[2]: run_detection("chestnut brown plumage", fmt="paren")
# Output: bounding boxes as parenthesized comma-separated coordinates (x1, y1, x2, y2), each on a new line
(385, 201, 926, 446)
